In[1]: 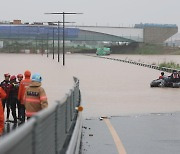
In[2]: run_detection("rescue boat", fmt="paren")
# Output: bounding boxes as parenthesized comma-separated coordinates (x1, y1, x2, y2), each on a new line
(150, 77, 180, 88)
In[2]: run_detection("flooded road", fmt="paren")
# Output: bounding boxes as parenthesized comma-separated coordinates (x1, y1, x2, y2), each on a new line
(0, 53, 180, 118)
(1, 53, 180, 153)
(66, 54, 180, 118)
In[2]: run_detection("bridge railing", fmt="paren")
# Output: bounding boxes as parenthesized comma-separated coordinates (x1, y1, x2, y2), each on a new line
(89, 54, 178, 73)
(0, 77, 82, 154)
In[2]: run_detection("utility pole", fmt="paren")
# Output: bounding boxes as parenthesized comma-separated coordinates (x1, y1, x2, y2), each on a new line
(44, 21, 74, 62)
(52, 27, 54, 59)
(47, 32, 49, 57)
(62, 13, 65, 65)
(45, 12, 82, 65)
(58, 21, 60, 62)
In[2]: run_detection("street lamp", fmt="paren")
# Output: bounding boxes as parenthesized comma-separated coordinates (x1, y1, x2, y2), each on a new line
(52, 26, 55, 59)
(43, 21, 75, 62)
(45, 12, 82, 65)
(46, 32, 49, 57)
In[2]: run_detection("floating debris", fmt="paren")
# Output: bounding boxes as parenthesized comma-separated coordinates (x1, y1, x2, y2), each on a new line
(99, 116, 109, 120)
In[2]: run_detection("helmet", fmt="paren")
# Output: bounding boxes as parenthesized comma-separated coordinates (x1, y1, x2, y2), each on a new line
(17, 74, 23, 78)
(24, 70, 31, 77)
(10, 75, 16, 81)
(161, 72, 164, 76)
(173, 70, 177, 73)
(4, 73, 10, 77)
(32, 73, 42, 82)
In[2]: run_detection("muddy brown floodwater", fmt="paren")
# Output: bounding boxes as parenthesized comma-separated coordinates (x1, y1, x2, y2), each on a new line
(1, 53, 180, 118)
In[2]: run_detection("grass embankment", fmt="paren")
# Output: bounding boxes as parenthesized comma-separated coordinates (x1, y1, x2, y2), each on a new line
(137, 44, 164, 54)
(136, 44, 180, 55)
(104, 43, 180, 55)
(70, 43, 180, 55)
(158, 61, 180, 70)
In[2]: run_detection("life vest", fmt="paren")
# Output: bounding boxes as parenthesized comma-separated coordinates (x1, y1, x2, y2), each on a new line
(159, 76, 164, 79)
(173, 73, 179, 79)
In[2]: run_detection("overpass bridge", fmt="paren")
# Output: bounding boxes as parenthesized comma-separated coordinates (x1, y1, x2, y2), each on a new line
(0, 23, 178, 47)
(76, 24, 178, 44)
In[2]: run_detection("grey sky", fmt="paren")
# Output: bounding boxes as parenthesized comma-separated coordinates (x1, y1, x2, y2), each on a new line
(1, 0, 180, 29)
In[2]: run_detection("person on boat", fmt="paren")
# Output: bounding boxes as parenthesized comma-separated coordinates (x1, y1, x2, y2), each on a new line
(159, 72, 165, 79)
(170, 70, 180, 83)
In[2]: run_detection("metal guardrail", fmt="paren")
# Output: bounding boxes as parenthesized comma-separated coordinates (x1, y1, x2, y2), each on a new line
(88, 55, 179, 73)
(0, 77, 82, 154)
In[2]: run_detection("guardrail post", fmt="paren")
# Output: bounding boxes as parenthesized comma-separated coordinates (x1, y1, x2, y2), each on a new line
(32, 118, 37, 154)
(55, 102, 58, 154)
(70, 89, 73, 121)
(65, 94, 68, 134)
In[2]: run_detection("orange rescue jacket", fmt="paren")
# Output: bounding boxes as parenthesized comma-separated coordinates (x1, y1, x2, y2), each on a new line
(0, 87, 6, 135)
(24, 81, 48, 117)
(18, 78, 31, 105)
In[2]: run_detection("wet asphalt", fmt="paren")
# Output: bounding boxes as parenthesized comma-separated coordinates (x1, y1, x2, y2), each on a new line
(81, 112, 180, 154)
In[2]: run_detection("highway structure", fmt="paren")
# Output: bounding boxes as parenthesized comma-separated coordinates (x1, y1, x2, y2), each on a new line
(0, 23, 177, 46)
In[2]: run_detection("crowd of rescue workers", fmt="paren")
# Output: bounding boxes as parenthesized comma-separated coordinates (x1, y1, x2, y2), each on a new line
(0, 70, 48, 136)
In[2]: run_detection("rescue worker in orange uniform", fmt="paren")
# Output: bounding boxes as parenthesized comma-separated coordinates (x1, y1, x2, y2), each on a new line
(9, 75, 19, 123)
(0, 87, 6, 135)
(16, 74, 23, 121)
(0, 73, 11, 122)
(18, 70, 31, 123)
(17, 74, 23, 83)
(23, 73, 48, 119)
